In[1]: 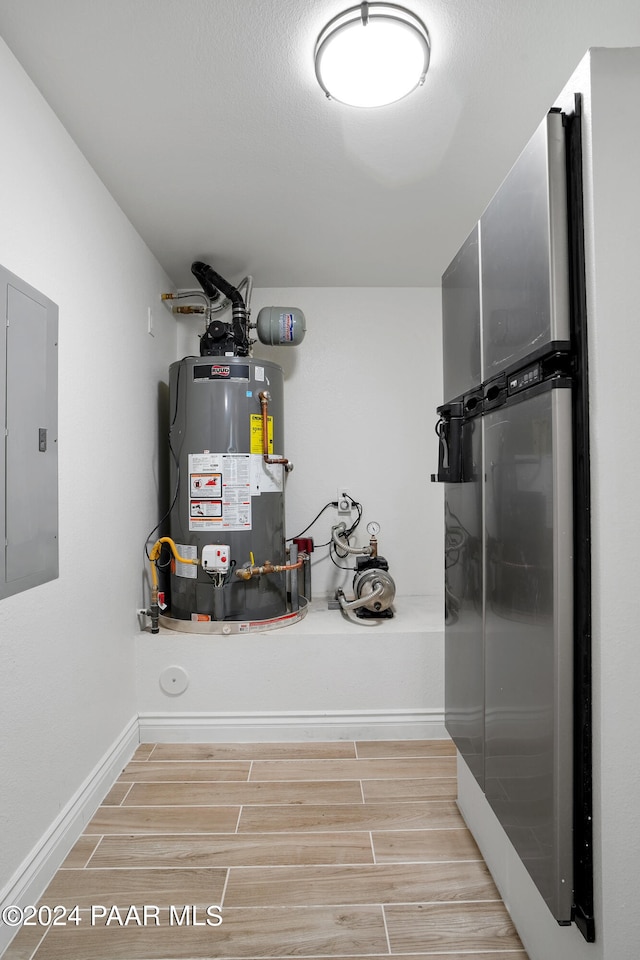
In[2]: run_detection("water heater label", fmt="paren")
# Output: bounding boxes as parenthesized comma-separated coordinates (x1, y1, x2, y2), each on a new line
(280, 313, 294, 341)
(250, 414, 273, 454)
(188, 453, 251, 531)
(251, 456, 283, 494)
(190, 500, 222, 519)
(190, 472, 222, 498)
(174, 543, 198, 579)
(193, 364, 250, 381)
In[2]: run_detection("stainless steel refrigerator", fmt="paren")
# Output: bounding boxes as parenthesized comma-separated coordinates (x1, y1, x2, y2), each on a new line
(434, 105, 594, 940)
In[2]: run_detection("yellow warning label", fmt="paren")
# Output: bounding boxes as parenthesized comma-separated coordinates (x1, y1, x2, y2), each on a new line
(250, 414, 273, 454)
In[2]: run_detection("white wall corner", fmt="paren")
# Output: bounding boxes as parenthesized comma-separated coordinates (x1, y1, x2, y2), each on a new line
(0, 716, 139, 957)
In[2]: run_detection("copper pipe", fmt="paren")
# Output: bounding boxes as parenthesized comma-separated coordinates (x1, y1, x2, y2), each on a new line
(173, 305, 206, 315)
(258, 391, 289, 466)
(235, 556, 306, 581)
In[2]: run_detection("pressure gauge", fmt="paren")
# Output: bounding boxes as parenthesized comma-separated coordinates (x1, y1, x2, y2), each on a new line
(367, 521, 381, 536)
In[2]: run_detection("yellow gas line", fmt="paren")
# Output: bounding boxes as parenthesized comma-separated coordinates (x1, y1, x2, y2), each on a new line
(149, 536, 199, 587)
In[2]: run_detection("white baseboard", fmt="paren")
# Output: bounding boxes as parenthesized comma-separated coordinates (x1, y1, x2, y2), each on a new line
(0, 715, 139, 957)
(138, 708, 447, 742)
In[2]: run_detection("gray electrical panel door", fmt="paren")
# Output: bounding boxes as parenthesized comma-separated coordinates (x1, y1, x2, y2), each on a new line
(1, 266, 58, 600)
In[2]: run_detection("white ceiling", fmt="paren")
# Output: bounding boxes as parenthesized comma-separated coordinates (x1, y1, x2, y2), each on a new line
(1, 0, 640, 289)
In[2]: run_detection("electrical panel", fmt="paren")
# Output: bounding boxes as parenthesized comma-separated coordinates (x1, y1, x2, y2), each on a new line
(1, 265, 58, 600)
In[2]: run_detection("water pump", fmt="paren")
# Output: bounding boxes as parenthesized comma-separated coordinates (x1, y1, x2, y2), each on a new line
(332, 520, 395, 624)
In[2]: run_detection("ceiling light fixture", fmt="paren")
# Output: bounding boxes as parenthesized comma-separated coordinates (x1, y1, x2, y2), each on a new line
(314, 2, 430, 108)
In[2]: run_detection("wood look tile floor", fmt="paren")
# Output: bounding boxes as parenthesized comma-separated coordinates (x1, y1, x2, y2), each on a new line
(4, 740, 529, 960)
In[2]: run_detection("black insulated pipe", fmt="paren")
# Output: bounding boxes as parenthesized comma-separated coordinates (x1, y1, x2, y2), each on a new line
(189, 261, 220, 302)
(191, 261, 249, 355)
(191, 261, 243, 307)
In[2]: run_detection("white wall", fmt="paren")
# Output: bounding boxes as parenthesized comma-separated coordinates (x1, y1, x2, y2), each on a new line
(581, 45, 640, 959)
(458, 47, 640, 960)
(177, 286, 444, 599)
(135, 595, 445, 741)
(0, 35, 176, 907)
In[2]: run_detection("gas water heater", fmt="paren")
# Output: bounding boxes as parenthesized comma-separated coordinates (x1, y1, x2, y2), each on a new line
(149, 261, 305, 633)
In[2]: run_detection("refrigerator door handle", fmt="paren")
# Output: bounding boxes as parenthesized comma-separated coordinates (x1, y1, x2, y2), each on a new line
(437, 418, 450, 468)
(431, 404, 465, 483)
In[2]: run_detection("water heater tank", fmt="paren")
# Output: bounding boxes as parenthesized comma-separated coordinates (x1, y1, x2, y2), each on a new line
(167, 355, 289, 623)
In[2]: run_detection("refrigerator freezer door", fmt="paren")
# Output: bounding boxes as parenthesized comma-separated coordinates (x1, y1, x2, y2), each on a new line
(442, 223, 481, 402)
(483, 384, 573, 923)
(444, 416, 484, 787)
(481, 112, 570, 379)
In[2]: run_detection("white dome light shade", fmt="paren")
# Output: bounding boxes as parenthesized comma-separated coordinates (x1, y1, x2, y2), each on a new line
(314, 3, 430, 108)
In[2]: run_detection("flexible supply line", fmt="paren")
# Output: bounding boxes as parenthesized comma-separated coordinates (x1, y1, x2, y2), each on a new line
(258, 391, 289, 466)
(148, 536, 200, 586)
(337, 581, 385, 611)
(331, 522, 372, 556)
(161, 290, 212, 313)
(147, 537, 200, 635)
(336, 584, 386, 628)
(235, 556, 306, 582)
